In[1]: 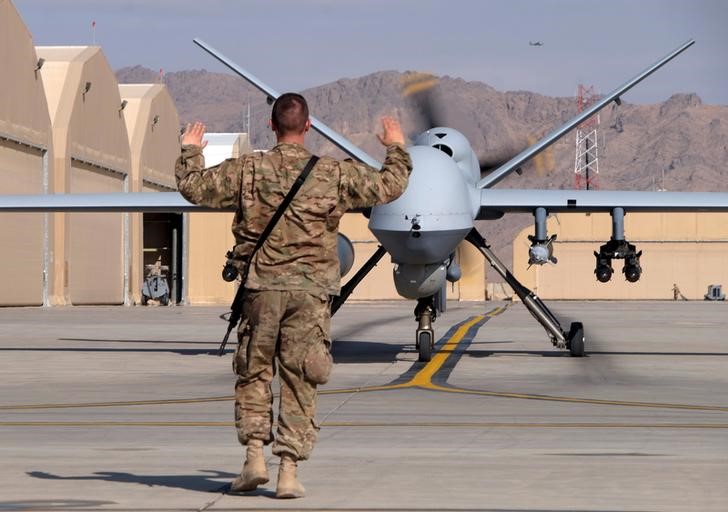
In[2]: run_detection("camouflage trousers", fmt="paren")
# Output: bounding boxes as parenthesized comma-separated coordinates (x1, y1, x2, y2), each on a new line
(233, 290, 332, 461)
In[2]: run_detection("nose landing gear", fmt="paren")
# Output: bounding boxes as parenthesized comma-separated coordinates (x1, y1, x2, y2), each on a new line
(415, 296, 436, 362)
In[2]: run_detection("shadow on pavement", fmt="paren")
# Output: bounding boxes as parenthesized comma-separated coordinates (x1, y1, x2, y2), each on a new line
(26, 469, 233, 493)
(465, 347, 728, 358)
(330, 339, 404, 364)
(1, 347, 219, 356)
(0, 499, 116, 511)
(3, 339, 409, 360)
(59, 338, 218, 345)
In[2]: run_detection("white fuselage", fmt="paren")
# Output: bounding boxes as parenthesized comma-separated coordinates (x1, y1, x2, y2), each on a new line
(367, 129, 481, 298)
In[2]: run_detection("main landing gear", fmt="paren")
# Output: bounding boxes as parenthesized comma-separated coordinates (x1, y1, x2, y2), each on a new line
(329, 231, 585, 361)
(465, 228, 585, 357)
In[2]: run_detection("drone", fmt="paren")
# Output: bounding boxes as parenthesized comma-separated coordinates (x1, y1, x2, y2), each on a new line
(4, 38, 728, 364)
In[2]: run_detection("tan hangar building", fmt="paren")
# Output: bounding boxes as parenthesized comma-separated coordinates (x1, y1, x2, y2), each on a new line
(37, 45, 131, 305)
(119, 83, 181, 305)
(0, 0, 51, 306)
(1, 0, 183, 306)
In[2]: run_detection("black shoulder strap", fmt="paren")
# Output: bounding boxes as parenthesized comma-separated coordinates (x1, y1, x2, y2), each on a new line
(217, 155, 319, 356)
(246, 155, 319, 267)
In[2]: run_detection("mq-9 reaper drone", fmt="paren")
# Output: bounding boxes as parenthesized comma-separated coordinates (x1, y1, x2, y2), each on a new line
(4, 38, 728, 363)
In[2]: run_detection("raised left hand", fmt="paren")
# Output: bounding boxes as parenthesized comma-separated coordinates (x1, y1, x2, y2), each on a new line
(181, 122, 208, 148)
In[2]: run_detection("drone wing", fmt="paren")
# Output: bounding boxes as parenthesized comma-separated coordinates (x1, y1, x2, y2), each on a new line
(477, 189, 728, 219)
(0, 192, 228, 212)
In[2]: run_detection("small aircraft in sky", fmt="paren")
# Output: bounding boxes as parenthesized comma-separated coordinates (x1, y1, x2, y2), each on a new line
(529, 41, 544, 46)
(2, 38, 726, 363)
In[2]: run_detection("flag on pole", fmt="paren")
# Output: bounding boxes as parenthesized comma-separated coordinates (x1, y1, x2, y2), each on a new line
(91, 20, 96, 44)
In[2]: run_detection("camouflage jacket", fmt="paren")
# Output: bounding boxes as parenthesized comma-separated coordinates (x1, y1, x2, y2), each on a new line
(175, 142, 412, 295)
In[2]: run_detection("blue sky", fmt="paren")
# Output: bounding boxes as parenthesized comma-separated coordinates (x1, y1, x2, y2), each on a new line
(13, 0, 728, 104)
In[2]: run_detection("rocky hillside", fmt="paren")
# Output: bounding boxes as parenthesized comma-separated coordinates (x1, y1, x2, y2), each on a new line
(116, 66, 728, 274)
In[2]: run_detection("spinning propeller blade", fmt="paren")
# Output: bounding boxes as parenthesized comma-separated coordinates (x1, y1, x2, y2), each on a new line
(402, 73, 526, 179)
(401, 72, 445, 131)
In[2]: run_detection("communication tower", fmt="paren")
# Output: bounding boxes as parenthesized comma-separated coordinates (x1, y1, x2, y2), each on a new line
(574, 84, 600, 190)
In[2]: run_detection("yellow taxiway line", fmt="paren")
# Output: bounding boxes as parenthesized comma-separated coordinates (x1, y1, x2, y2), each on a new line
(408, 314, 487, 387)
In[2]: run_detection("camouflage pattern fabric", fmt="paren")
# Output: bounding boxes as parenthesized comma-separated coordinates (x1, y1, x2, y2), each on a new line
(233, 290, 330, 460)
(176, 142, 412, 295)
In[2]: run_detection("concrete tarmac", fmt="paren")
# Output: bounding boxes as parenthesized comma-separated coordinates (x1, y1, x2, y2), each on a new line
(0, 300, 727, 511)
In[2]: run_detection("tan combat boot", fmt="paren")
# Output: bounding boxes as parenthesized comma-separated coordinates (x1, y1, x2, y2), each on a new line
(275, 454, 306, 499)
(230, 439, 269, 493)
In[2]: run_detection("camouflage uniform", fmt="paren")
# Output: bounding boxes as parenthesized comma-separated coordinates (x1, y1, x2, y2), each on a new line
(176, 142, 412, 460)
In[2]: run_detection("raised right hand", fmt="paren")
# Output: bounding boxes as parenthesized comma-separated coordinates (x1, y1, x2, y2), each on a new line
(377, 116, 405, 146)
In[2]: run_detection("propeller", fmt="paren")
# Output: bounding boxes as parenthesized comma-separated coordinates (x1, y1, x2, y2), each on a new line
(401, 72, 445, 132)
(401, 72, 533, 179)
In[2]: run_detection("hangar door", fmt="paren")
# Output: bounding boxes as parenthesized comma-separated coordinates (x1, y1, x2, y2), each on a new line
(143, 212, 183, 305)
(0, 138, 44, 306)
(68, 160, 124, 304)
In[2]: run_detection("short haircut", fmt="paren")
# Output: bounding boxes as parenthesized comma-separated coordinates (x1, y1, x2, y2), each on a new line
(271, 93, 309, 135)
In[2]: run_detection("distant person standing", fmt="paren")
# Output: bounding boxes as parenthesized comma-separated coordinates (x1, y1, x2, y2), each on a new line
(176, 93, 412, 498)
(672, 283, 687, 301)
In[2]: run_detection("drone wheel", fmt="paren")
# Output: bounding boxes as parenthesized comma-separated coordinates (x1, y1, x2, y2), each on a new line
(567, 322, 585, 357)
(417, 330, 433, 362)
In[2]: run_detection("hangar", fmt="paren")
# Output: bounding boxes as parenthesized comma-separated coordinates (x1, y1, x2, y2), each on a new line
(36, 45, 132, 305)
(119, 84, 180, 305)
(1, 0, 182, 306)
(0, 0, 52, 306)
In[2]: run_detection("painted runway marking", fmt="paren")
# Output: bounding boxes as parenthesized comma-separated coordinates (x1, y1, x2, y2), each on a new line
(0, 396, 232, 411)
(2, 304, 728, 416)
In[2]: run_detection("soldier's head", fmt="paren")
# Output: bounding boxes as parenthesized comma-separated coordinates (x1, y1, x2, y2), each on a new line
(270, 93, 311, 138)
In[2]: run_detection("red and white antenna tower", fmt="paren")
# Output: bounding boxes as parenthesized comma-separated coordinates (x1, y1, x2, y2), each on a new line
(574, 84, 600, 190)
